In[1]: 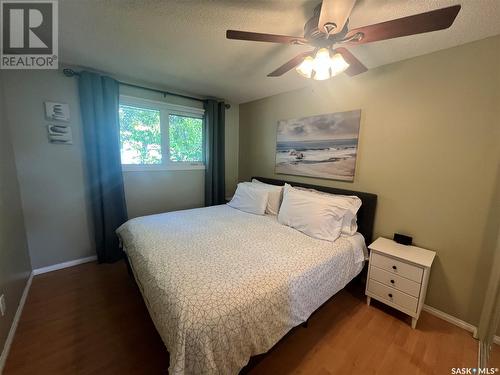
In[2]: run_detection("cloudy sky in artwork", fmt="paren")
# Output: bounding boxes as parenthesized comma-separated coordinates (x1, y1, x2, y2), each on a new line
(277, 110, 361, 142)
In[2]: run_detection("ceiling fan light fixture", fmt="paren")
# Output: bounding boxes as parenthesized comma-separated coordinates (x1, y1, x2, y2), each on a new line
(296, 48, 350, 81)
(312, 67, 331, 81)
(295, 55, 315, 78)
(312, 48, 333, 81)
(228, 4, 461, 79)
(330, 52, 350, 76)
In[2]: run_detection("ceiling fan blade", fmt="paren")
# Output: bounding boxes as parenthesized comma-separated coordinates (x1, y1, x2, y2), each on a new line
(268, 52, 312, 77)
(345, 5, 461, 45)
(226, 30, 307, 45)
(334, 47, 367, 76)
(318, 0, 356, 34)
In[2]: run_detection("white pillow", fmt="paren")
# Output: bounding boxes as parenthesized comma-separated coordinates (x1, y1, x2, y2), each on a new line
(341, 211, 358, 236)
(294, 186, 362, 235)
(278, 184, 346, 242)
(249, 179, 284, 215)
(228, 183, 269, 215)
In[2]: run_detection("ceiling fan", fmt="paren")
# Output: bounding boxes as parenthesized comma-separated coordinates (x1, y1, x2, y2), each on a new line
(226, 0, 461, 80)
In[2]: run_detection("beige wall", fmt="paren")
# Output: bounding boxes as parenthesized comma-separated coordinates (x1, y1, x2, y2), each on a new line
(123, 170, 204, 218)
(0, 72, 32, 359)
(225, 103, 239, 198)
(477, 161, 500, 340)
(3, 70, 239, 267)
(239, 36, 500, 325)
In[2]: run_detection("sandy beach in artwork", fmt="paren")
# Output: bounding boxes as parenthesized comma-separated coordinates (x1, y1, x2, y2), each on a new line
(276, 158, 356, 181)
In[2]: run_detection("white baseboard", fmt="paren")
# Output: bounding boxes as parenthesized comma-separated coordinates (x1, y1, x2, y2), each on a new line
(33, 255, 97, 276)
(479, 337, 500, 368)
(478, 340, 482, 369)
(423, 304, 478, 337)
(0, 272, 33, 373)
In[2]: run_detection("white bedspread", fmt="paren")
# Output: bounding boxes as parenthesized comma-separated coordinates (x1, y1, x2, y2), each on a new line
(117, 205, 366, 375)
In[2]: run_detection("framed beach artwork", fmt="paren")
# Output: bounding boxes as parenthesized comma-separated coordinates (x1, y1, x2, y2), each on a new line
(275, 109, 361, 181)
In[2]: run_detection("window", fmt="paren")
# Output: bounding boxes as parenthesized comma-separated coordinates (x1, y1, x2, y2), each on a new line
(118, 96, 205, 171)
(169, 115, 203, 162)
(119, 105, 162, 165)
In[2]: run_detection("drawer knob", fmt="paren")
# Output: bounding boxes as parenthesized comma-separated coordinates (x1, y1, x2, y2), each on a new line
(390, 279, 395, 284)
(388, 293, 393, 298)
(392, 265, 397, 270)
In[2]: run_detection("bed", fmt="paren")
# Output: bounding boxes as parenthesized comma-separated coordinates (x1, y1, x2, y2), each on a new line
(117, 177, 377, 375)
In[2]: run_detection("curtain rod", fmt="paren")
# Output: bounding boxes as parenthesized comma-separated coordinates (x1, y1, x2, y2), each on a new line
(62, 68, 230, 109)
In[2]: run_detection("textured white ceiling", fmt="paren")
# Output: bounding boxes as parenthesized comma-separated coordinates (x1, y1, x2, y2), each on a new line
(59, 0, 500, 104)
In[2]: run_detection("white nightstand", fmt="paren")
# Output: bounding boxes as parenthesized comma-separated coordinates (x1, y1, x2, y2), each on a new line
(365, 237, 436, 329)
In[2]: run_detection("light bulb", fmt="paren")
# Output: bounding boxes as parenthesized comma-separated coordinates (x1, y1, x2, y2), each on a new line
(314, 48, 331, 67)
(295, 56, 314, 78)
(312, 48, 331, 80)
(295, 48, 351, 80)
(330, 53, 350, 76)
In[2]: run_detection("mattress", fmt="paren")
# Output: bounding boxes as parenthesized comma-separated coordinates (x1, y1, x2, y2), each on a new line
(117, 204, 366, 375)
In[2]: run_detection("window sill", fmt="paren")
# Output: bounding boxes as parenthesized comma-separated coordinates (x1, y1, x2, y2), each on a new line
(122, 164, 205, 172)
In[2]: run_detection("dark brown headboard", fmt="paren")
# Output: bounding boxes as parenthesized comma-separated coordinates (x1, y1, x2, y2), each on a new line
(252, 177, 378, 245)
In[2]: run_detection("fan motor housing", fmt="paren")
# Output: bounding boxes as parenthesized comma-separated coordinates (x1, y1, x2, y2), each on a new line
(303, 14, 349, 47)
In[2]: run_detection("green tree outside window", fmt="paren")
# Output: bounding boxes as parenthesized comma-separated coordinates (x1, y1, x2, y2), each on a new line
(169, 114, 203, 162)
(119, 105, 161, 165)
(119, 104, 204, 165)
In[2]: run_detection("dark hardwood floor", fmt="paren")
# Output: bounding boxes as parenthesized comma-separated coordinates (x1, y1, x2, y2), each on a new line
(4, 261, 477, 374)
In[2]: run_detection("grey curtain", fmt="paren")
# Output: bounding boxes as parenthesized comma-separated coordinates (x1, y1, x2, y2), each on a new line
(204, 100, 225, 206)
(79, 71, 128, 263)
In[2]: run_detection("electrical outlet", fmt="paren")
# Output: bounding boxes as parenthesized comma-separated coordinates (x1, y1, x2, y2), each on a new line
(0, 294, 6, 317)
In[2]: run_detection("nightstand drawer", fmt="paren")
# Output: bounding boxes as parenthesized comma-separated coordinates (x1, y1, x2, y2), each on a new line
(371, 252, 423, 283)
(369, 266, 421, 297)
(367, 279, 418, 313)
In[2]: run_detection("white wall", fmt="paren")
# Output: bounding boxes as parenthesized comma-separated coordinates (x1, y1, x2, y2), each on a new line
(3, 70, 239, 268)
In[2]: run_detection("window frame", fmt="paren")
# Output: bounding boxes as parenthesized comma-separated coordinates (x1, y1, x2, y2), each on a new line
(119, 95, 205, 172)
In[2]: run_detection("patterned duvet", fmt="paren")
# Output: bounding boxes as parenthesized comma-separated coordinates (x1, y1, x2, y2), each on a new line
(117, 204, 366, 375)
